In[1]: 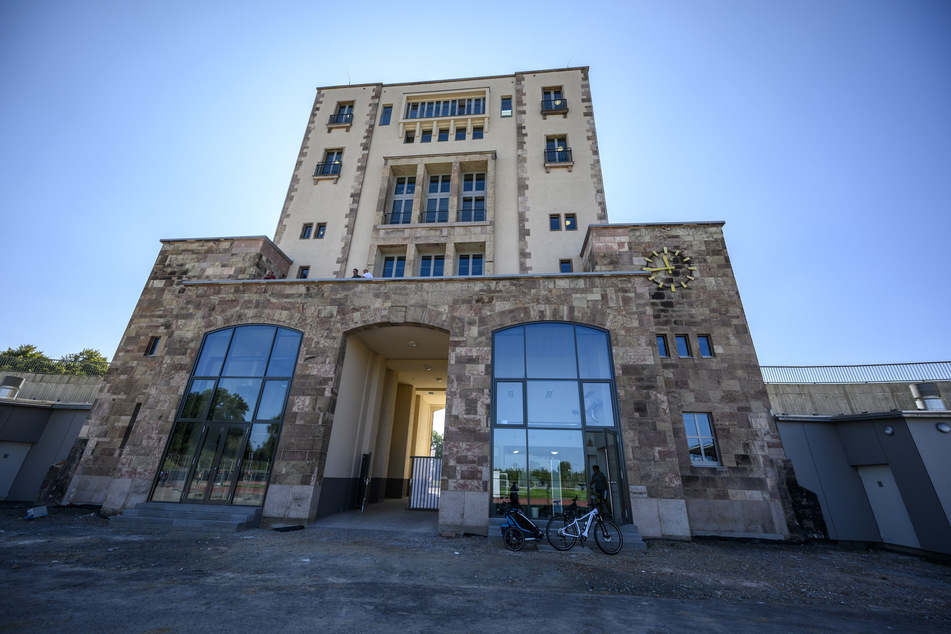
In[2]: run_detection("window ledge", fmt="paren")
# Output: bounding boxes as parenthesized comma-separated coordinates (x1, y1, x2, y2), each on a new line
(326, 122, 351, 132)
(313, 173, 340, 184)
(541, 107, 569, 119)
(544, 160, 574, 173)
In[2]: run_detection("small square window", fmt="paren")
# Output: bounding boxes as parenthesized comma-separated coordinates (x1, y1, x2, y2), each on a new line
(698, 335, 714, 358)
(437, 128, 449, 142)
(683, 413, 720, 465)
(421, 129, 432, 143)
(316, 223, 326, 239)
(501, 96, 513, 117)
(549, 215, 561, 231)
(455, 128, 466, 141)
(675, 335, 692, 358)
(144, 336, 160, 357)
(297, 266, 310, 279)
(656, 335, 669, 358)
(472, 126, 483, 139)
(559, 259, 573, 273)
(380, 105, 392, 125)
(404, 131, 415, 143)
(300, 224, 313, 239)
(565, 214, 577, 231)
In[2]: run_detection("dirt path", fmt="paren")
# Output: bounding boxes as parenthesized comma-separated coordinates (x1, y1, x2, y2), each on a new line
(1, 505, 948, 632)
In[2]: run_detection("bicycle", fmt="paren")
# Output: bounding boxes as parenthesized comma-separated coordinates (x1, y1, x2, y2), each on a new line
(545, 497, 623, 555)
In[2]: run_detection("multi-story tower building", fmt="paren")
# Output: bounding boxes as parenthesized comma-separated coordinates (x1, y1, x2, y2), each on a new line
(274, 68, 606, 280)
(65, 68, 796, 541)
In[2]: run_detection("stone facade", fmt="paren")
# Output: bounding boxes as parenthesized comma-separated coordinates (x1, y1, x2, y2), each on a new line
(67, 222, 792, 539)
(65, 68, 794, 540)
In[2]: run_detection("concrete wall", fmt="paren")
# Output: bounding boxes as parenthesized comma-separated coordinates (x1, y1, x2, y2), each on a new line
(767, 381, 951, 416)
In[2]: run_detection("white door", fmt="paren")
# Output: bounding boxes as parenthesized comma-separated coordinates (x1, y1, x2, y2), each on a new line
(857, 464, 920, 549)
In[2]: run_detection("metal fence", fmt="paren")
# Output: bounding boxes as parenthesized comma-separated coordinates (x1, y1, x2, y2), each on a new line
(408, 456, 442, 511)
(761, 361, 951, 384)
(0, 355, 108, 377)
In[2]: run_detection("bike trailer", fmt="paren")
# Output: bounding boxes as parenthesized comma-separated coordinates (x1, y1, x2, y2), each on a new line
(500, 507, 542, 540)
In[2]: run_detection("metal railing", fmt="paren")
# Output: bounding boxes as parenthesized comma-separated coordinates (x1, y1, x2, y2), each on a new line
(544, 147, 573, 164)
(458, 207, 486, 222)
(327, 112, 353, 125)
(313, 162, 342, 177)
(761, 362, 951, 384)
(0, 355, 109, 377)
(420, 211, 448, 223)
(541, 98, 568, 113)
(382, 211, 412, 225)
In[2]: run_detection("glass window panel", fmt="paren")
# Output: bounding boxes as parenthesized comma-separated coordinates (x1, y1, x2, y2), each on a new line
(527, 429, 585, 517)
(222, 326, 276, 377)
(582, 383, 615, 427)
(432, 256, 444, 277)
(266, 329, 301, 377)
(526, 323, 577, 378)
(494, 327, 525, 378)
(694, 413, 713, 436)
(380, 105, 392, 125)
(233, 423, 280, 506)
(180, 379, 216, 419)
(151, 422, 201, 502)
(698, 335, 714, 358)
(210, 378, 262, 422)
(473, 127, 483, 139)
(455, 129, 466, 140)
(687, 437, 703, 462)
(194, 329, 233, 377)
(550, 215, 561, 231)
(495, 382, 524, 425)
(471, 255, 483, 275)
(657, 335, 669, 357)
(576, 328, 611, 379)
(492, 428, 527, 513)
(675, 335, 691, 357)
(527, 380, 581, 427)
(255, 380, 289, 421)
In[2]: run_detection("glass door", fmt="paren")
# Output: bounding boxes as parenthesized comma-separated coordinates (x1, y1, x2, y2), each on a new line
(585, 430, 627, 522)
(184, 424, 250, 504)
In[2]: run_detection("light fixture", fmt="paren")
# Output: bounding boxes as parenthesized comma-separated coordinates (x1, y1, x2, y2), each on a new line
(423, 364, 432, 371)
(435, 377, 442, 382)
(513, 450, 519, 454)
(883, 426, 895, 436)
(937, 422, 951, 433)
(551, 451, 558, 455)
(408, 340, 418, 347)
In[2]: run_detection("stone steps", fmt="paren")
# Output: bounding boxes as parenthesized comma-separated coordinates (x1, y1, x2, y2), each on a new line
(109, 502, 262, 532)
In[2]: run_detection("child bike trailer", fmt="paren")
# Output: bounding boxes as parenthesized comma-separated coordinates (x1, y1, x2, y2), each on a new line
(499, 506, 542, 551)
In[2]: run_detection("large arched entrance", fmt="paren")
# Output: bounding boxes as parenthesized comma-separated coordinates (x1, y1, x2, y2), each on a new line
(316, 324, 449, 520)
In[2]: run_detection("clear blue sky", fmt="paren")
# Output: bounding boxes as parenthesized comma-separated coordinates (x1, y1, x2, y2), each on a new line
(2, 1, 949, 366)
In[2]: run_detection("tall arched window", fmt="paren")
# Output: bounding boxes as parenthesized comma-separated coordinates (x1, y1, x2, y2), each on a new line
(152, 325, 302, 506)
(491, 323, 624, 520)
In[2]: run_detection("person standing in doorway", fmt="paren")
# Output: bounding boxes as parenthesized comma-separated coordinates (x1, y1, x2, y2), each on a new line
(590, 465, 611, 517)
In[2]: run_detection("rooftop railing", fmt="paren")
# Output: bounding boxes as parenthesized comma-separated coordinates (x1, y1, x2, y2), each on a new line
(0, 355, 109, 377)
(761, 362, 951, 384)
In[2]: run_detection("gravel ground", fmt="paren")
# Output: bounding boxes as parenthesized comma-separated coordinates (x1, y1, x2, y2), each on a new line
(1, 503, 949, 632)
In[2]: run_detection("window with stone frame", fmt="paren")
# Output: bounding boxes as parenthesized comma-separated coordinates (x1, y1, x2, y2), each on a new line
(457, 253, 484, 276)
(300, 223, 313, 239)
(382, 255, 406, 278)
(386, 176, 415, 224)
(380, 105, 393, 125)
(682, 412, 721, 465)
(460, 173, 486, 221)
(419, 254, 445, 277)
(424, 175, 450, 223)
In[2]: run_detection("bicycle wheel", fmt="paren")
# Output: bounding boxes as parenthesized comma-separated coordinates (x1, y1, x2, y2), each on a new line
(594, 518, 623, 555)
(503, 527, 525, 552)
(546, 515, 577, 551)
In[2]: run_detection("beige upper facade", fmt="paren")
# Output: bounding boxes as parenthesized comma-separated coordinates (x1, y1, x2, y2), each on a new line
(273, 68, 608, 279)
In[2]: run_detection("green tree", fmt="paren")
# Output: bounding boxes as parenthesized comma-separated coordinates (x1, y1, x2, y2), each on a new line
(431, 429, 443, 457)
(60, 348, 109, 376)
(1, 344, 47, 358)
